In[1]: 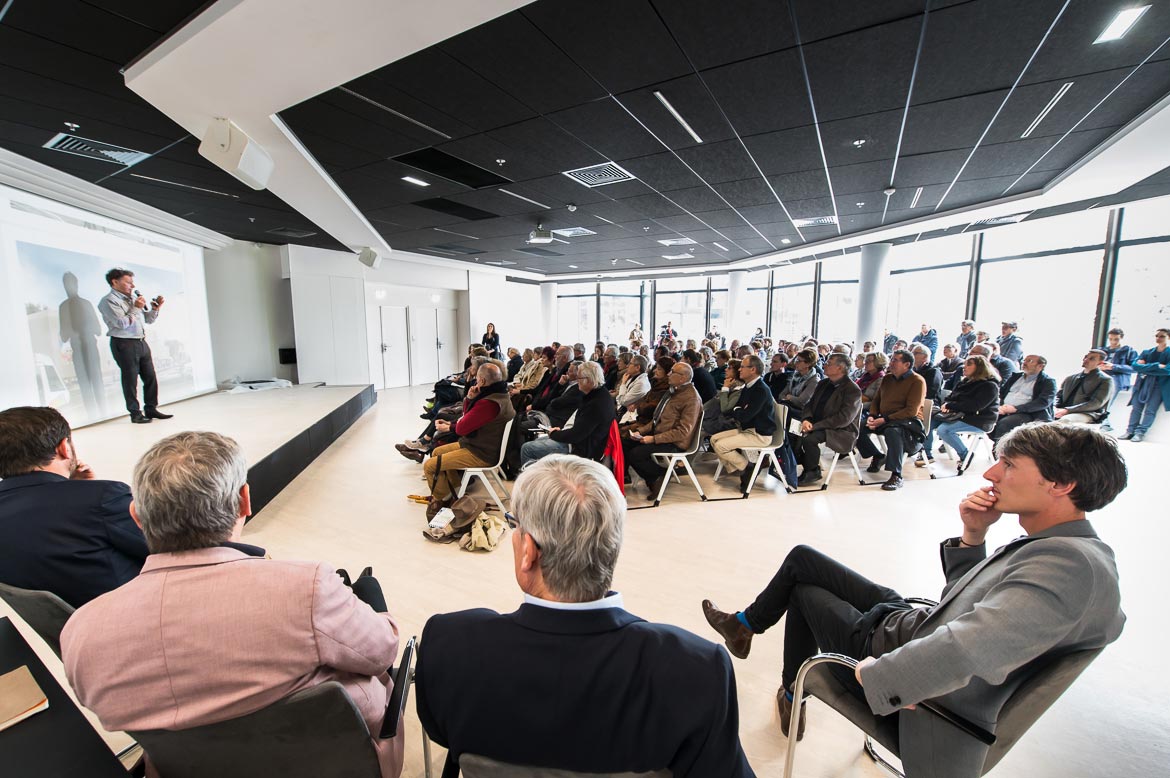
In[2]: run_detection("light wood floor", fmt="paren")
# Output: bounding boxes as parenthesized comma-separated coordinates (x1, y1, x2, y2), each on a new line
(5, 383, 1163, 777)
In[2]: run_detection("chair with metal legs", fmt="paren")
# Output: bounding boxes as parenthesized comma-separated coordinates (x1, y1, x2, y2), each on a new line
(818, 449, 866, 490)
(914, 399, 936, 478)
(712, 402, 792, 495)
(649, 410, 707, 507)
(954, 429, 994, 475)
(455, 418, 515, 510)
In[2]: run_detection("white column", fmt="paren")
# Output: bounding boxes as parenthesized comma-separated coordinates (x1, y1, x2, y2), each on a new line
(539, 282, 557, 344)
(856, 243, 892, 350)
(726, 270, 749, 342)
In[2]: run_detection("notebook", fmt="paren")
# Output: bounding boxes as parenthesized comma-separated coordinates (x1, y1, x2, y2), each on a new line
(0, 666, 49, 732)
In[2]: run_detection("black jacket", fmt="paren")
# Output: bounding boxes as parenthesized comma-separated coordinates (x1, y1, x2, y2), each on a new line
(999, 371, 1057, 420)
(417, 604, 754, 778)
(531, 366, 568, 411)
(915, 363, 943, 403)
(733, 379, 777, 437)
(0, 472, 149, 608)
(763, 370, 790, 400)
(545, 383, 583, 427)
(549, 386, 616, 461)
(692, 365, 718, 404)
(506, 355, 523, 382)
(941, 378, 1000, 431)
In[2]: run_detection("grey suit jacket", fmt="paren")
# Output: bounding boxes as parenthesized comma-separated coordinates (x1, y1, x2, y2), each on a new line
(861, 520, 1123, 778)
(802, 377, 862, 454)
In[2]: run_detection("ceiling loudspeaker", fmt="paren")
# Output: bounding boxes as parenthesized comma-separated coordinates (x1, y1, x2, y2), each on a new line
(198, 118, 274, 190)
(357, 247, 381, 269)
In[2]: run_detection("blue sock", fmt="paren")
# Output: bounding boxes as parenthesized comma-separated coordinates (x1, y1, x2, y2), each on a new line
(736, 611, 753, 631)
(785, 689, 794, 702)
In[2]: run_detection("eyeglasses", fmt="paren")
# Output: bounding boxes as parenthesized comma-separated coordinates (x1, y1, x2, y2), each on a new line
(504, 512, 541, 549)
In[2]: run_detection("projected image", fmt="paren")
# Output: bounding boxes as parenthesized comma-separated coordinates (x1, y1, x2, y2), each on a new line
(17, 242, 197, 426)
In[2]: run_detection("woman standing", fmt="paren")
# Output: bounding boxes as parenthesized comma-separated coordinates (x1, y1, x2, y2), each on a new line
(481, 322, 501, 359)
(932, 354, 1001, 469)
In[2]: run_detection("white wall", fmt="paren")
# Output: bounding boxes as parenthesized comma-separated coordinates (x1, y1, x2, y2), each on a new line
(204, 240, 295, 383)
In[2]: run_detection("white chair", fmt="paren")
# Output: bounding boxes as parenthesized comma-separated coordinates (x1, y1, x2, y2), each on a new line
(455, 418, 514, 511)
(649, 409, 707, 507)
(915, 399, 936, 477)
(713, 402, 792, 495)
(954, 429, 994, 475)
(818, 449, 866, 490)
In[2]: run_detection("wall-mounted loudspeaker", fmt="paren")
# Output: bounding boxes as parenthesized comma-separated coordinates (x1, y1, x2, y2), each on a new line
(357, 247, 381, 269)
(198, 118, 274, 190)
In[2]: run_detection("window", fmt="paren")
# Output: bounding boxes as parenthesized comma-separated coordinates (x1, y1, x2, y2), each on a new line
(980, 209, 1109, 258)
(889, 233, 972, 270)
(885, 266, 969, 348)
(556, 284, 597, 345)
(655, 287, 708, 344)
(771, 263, 816, 340)
(978, 250, 1103, 378)
(1110, 242, 1170, 349)
(741, 288, 769, 340)
(1120, 197, 1170, 241)
(599, 279, 644, 344)
(817, 256, 860, 344)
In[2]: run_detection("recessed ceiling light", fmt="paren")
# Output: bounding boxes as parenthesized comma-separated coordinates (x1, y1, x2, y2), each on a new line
(712, 242, 728, 251)
(402, 176, 430, 187)
(657, 237, 697, 246)
(852, 139, 867, 148)
(129, 173, 240, 198)
(910, 187, 924, 209)
(433, 227, 479, 240)
(626, 259, 644, 265)
(1094, 6, 1150, 43)
(653, 91, 703, 144)
(781, 238, 792, 245)
(662, 253, 694, 260)
(499, 188, 550, 209)
(856, 202, 865, 208)
(568, 264, 579, 268)
(593, 214, 617, 225)
(1020, 82, 1074, 138)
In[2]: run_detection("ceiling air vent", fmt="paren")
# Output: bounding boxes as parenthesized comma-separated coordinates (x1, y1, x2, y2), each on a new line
(267, 227, 318, 239)
(562, 161, 636, 188)
(551, 227, 597, 237)
(43, 133, 151, 166)
(414, 198, 497, 221)
(972, 213, 1029, 226)
(515, 247, 563, 257)
(791, 215, 838, 228)
(657, 237, 696, 246)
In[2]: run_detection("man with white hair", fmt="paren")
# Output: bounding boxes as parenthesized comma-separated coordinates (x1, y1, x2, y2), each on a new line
(519, 360, 615, 467)
(621, 361, 702, 499)
(62, 432, 404, 777)
(417, 456, 753, 777)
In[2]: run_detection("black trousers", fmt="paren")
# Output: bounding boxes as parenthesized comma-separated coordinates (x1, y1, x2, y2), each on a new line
(742, 545, 907, 690)
(792, 430, 828, 471)
(349, 573, 388, 613)
(622, 439, 680, 483)
(109, 337, 158, 414)
(855, 425, 912, 476)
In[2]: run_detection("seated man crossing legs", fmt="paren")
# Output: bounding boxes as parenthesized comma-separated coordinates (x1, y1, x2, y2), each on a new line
(710, 355, 776, 492)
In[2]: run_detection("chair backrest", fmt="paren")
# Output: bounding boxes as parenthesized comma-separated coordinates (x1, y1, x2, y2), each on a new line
(490, 417, 516, 469)
(769, 402, 789, 447)
(0, 582, 74, 659)
(681, 409, 706, 455)
(130, 681, 381, 778)
(379, 636, 416, 738)
(921, 398, 935, 436)
(460, 754, 670, 778)
(982, 648, 1103, 772)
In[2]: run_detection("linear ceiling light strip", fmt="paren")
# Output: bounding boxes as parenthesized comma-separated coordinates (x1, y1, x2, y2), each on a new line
(884, 0, 932, 226)
(1020, 81, 1074, 138)
(787, 0, 841, 235)
(934, 0, 1071, 211)
(337, 86, 452, 140)
(498, 188, 550, 209)
(1003, 33, 1170, 195)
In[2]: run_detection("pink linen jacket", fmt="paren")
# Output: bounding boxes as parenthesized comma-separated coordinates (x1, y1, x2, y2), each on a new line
(61, 546, 402, 777)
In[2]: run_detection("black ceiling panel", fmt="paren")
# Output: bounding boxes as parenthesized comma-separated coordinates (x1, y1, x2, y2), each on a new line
(393, 148, 511, 189)
(5, 0, 1169, 273)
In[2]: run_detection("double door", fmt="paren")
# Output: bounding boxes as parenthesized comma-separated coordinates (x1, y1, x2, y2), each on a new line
(376, 306, 459, 388)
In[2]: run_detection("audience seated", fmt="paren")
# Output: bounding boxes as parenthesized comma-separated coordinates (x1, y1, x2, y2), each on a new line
(763, 353, 791, 400)
(991, 355, 1056, 441)
(505, 347, 523, 382)
(701, 423, 1125, 777)
(424, 363, 516, 518)
(521, 361, 615, 467)
(684, 348, 718, 403)
(779, 348, 821, 416)
(621, 362, 701, 499)
(613, 354, 651, 415)
(912, 323, 939, 361)
(1120, 328, 1170, 443)
(703, 358, 743, 438)
(710, 356, 778, 492)
(970, 342, 1015, 382)
(932, 355, 1002, 469)
(62, 431, 404, 778)
(1054, 350, 1113, 424)
(0, 406, 148, 607)
(938, 343, 964, 387)
(956, 319, 977, 358)
(416, 456, 752, 777)
(854, 350, 927, 491)
(1099, 328, 1138, 430)
(912, 344, 943, 405)
(509, 346, 552, 405)
(533, 361, 584, 430)
(623, 357, 672, 429)
(791, 354, 863, 486)
(527, 347, 573, 416)
(850, 353, 867, 382)
(997, 321, 1025, 365)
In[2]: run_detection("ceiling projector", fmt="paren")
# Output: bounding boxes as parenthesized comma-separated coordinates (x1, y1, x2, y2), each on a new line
(527, 224, 554, 244)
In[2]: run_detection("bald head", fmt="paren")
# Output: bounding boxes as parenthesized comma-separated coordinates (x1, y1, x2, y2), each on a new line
(478, 362, 503, 384)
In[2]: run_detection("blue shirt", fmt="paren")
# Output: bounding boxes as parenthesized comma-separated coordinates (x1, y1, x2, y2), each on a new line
(98, 288, 158, 339)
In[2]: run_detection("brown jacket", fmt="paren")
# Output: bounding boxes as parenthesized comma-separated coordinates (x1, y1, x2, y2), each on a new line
(869, 371, 926, 421)
(636, 384, 701, 447)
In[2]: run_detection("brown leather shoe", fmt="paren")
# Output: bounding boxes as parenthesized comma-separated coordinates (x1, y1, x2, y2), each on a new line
(395, 444, 425, 463)
(777, 687, 807, 740)
(425, 496, 450, 521)
(702, 600, 753, 659)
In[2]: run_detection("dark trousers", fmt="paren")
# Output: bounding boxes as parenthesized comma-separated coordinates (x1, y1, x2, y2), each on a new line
(990, 411, 1042, 440)
(348, 573, 388, 613)
(793, 430, 828, 472)
(622, 439, 679, 483)
(743, 545, 907, 690)
(855, 425, 912, 476)
(109, 337, 158, 414)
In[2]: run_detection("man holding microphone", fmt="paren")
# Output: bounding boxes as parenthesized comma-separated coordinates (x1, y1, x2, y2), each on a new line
(98, 268, 172, 424)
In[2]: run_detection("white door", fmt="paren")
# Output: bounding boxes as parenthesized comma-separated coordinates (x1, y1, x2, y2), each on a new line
(408, 306, 439, 385)
(379, 306, 410, 388)
(436, 308, 460, 378)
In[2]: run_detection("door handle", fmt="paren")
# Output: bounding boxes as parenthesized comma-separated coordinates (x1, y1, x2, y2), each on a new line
(381, 343, 388, 353)
(436, 340, 443, 348)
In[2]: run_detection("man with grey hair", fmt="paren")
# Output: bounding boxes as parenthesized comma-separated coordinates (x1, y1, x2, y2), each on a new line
(791, 353, 863, 486)
(417, 455, 753, 777)
(710, 355, 777, 492)
(621, 361, 702, 499)
(991, 354, 1057, 442)
(957, 319, 977, 358)
(520, 360, 615, 467)
(63, 431, 405, 777)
